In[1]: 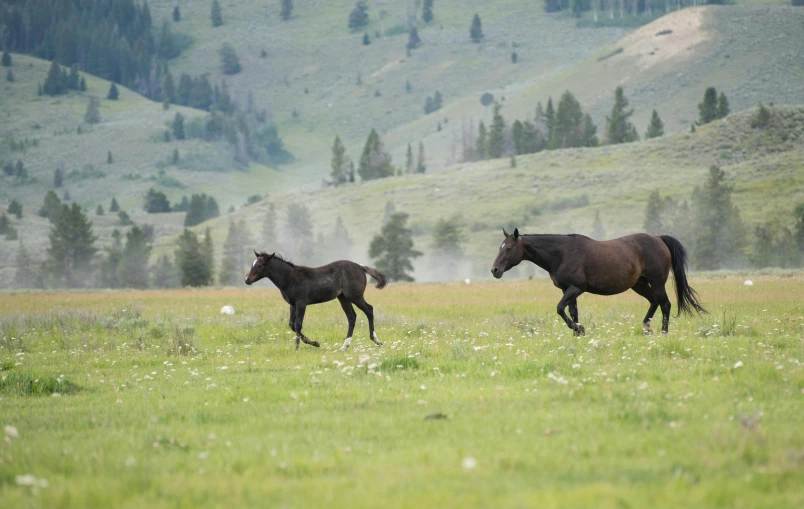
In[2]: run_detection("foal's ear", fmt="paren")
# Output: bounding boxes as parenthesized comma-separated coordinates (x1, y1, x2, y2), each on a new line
(254, 250, 260, 258)
(513, 228, 520, 239)
(269, 252, 275, 259)
(502, 228, 509, 238)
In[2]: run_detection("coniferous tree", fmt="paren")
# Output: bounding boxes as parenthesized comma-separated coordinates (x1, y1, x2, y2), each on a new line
(716, 91, 730, 120)
(13, 240, 38, 289)
(173, 112, 185, 140)
(0, 214, 10, 236)
(697, 87, 718, 126)
(582, 113, 598, 147)
(176, 74, 192, 106)
(189, 75, 213, 111)
(369, 212, 422, 282)
(476, 121, 488, 160)
(363, 33, 371, 45)
(422, 0, 434, 22)
(176, 229, 212, 286)
(544, 98, 555, 141)
(202, 227, 215, 282)
(692, 166, 747, 270)
(8, 199, 22, 219)
(211, 0, 224, 27)
(329, 216, 353, 260)
(416, 141, 426, 173)
(550, 90, 584, 149)
(6, 69, 14, 82)
(383, 201, 396, 224)
(284, 203, 314, 262)
(47, 203, 98, 288)
(107, 82, 120, 100)
(162, 68, 176, 108)
(263, 203, 277, 244)
(645, 110, 665, 139)
(407, 27, 421, 49)
(43, 61, 66, 96)
(151, 254, 179, 288)
(110, 197, 120, 212)
(331, 135, 349, 185)
(117, 210, 133, 226)
(511, 120, 525, 155)
(219, 43, 241, 75)
(53, 166, 64, 188)
(99, 231, 123, 288)
(469, 14, 484, 43)
(487, 103, 505, 158)
(38, 190, 62, 223)
(281, 0, 294, 20)
(67, 64, 79, 90)
(219, 219, 253, 285)
(84, 97, 101, 124)
(1, 50, 11, 67)
(106, 151, 113, 164)
(751, 103, 771, 128)
(591, 210, 606, 240)
(158, 20, 179, 59)
(118, 226, 152, 288)
(793, 203, 804, 262)
(405, 143, 414, 174)
(605, 86, 637, 144)
(173, 6, 181, 22)
(144, 188, 171, 213)
(430, 216, 463, 279)
(96, 204, 104, 215)
(358, 129, 395, 180)
(79, 76, 86, 91)
(349, 1, 370, 30)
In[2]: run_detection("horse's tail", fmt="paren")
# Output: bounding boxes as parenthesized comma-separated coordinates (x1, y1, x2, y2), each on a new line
(362, 266, 387, 289)
(660, 235, 707, 318)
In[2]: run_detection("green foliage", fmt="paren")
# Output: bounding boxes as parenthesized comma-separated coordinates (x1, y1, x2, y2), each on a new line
(475, 121, 488, 160)
(84, 97, 101, 124)
(349, 1, 370, 31)
(184, 194, 220, 227)
(43, 60, 66, 96)
(219, 219, 253, 286)
(118, 226, 152, 288)
(47, 203, 98, 288)
(750, 221, 800, 269)
(0, 371, 80, 397)
(431, 216, 464, 259)
(405, 143, 414, 174)
(416, 141, 426, 174)
(716, 92, 730, 120)
(211, 0, 224, 27)
(582, 113, 598, 147)
(38, 190, 62, 223)
(358, 129, 395, 180)
(692, 166, 747, 270)
(151, 254, 179, 288)
(369, 212, 422, 282)
(107, 82, 119, 100)
(173, 112, 185, 140)
(280, 0, 293, 21)
(110, 197, 120, 212)
(284, 203, 314, 262)
(363, 32, 370, 45)
(173, 6, 181, 22)
(262, 203, 277, 245)
(469, 14, 483, 43)
(117, 210, 133, 226)
(750, 103, 771, 128)
(0, 213, 10, 236)
(487, 103, 505, 159)
(158, 20, 180, 59)
(605, 86, 638, 145)
(550, 91, 584, 149)
(176, 229, 212, 287)
(407, 27, 421, 50)
(219, 43, 241, 75)
(511, 51, 518, 64)
(645, 110, 665, 139)
(96, 204, 104, 215)
(697, 87, 718, 126)
(329, 216, 353, 260)
(162, 68, 176, 108)
(422, 0, 434, 23)
(1, 50, 11, 67)
(8, 199, 23, 219)
(330, 135, 349, 185)
(424, 91, 443, 114)
(144, 188, 171, 213)
(13, 240, 39, 289)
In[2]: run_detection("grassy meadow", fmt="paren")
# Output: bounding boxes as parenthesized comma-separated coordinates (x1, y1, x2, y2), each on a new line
(2, 274, 803, 507)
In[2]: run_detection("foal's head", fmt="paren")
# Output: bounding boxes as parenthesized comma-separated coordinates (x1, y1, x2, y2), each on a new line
(244, 251, 274, 285)
(491, 228, 525, 279)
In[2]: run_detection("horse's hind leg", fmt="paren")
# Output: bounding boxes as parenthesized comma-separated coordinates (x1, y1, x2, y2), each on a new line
(651, 283, 672, 334)
(568, 299, 579, 324)
(557, 286, 585, 336)
(631, 278, 658, 334)
(352, 296, 381, 346)
(337, 295, 357, 350)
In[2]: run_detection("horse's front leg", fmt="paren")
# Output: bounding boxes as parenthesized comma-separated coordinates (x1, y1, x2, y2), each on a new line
(557, 286, 585, 336)
(293, 303, 319, 349)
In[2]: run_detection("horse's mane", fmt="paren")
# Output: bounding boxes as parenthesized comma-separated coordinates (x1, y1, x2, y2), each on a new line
(257, 252, 296, 267)
(522, 233, 584, 238)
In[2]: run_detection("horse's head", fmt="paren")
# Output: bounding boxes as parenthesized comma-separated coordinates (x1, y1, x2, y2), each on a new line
(245, 251, 274, 285)
(491, 228, 524, 279)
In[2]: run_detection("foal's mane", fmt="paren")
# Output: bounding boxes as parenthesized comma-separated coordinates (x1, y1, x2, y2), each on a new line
(257, 252, 296, 267)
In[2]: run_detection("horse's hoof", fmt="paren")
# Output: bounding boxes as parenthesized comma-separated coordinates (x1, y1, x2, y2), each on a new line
(574, 325, 585, 337)
(311, 341, 320, 348)
(375, 341, 383, 347)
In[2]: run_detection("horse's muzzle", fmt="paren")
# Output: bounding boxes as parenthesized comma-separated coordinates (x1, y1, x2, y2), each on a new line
(244, 275, 252, 285)
(491, 267, 502, 279)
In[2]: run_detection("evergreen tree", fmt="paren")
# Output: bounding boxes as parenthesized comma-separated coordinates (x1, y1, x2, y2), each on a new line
(185, 194, 219, 226)
(550, 90, 584, 149)
(38, 190, 62, 223)
(422, 0, 434, 23)
(176, 229, 212, 286)
(263, 203, 277, 244)
(716, 91, 730, 120)
(470, 14, 484, 43)
(407, 27, 421, 50)
(219, 219, 253, 285)
(107, 151, 114, 164)
(219, 43, 241, 75)
(416, 141, 426, 173)
(349, 1, 370, 30)
(110, 197, 120, 212)
(511, 120, 524, 155)
(487, 102, 505, 158)
(107, 83, 119, 100)
(173, 112, 185, 140)
(151, 254, 179, 288)
(582, 113, 598, 147)
(189, 75, 213, 111)
(369, 212, 422, 282)
(284, 203, 314, 262)
(8, 199, 23, 219)
(591, 210, 606, 240)
(158, 20, 179, 59)
(329, 216, 353, 260)
(605, 86, 637, 145)
(330, 135, 349, 185)
(162, 68, 176, 108)
(697, 87, 718, 126)
(476, 121, 488, 160)
(211, 0, 224, 27)
(47, 203, 98, 288)
(794, 203, 804, 260)
(117, 210, 133, 226)
(751, 103, 771, 128)
(6, 69, 14, 82)
(118, 226, 152, 288)
(544, 98, 555, 141)
(358, 128, 395, 180)
(348, 161, 356, 182)
(0, 214, 9, 236)
(363, 33, 371, 45)
(692, 165, 747, 270)
(84, 97, 101, 124)
(405, 143, 414, 174)
(144, 188, 171, 213)
(79, 76, 86, 91)
(383, 201, 396, 224)
(430, 215, 463, 279)
(202, 227, 215, 282)
(13, 240, 37, 289)
(1, 50, 11, 67)
(177, 74, 193, 106)
(96, 204, 104, 215)
(67, 64, 79, 90)
(281, 0, 294, 20)
(645, 110, 665, 139)
(43, 61, 66, 96)
(173, 6, 181, 22)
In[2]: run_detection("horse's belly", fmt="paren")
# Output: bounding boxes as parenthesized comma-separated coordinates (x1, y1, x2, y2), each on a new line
(585, 268, 639, 295)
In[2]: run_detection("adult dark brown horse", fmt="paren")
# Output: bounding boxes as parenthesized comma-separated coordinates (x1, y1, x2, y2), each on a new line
(490, 229, 706, 335)
(245, 252, 386, 350)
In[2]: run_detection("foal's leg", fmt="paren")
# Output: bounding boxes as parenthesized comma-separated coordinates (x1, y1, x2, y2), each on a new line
(557, 286, 585, 336)
(631, 278, 658, 334)
(288, 305, 296, 332)
(337, 295, 357, 350)
(352, 296, 381, 346)
(292, 303, 320, 349)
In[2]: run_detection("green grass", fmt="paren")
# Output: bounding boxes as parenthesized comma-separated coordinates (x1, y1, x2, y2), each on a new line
(1, 275, 802, 507)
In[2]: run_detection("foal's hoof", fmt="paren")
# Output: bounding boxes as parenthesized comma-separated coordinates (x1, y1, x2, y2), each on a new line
(573, 324, 585, 337)
(311, 341, 320, 348)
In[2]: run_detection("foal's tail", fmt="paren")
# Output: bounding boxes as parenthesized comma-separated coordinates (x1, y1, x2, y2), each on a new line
(660, 235, 707, 317)
(362, 266, 387, 289)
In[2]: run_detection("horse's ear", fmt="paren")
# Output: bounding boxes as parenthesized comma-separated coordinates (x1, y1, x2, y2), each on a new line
(254, 250, 259, 258)
(502, 228, 509, 238)
(269, 252, 275, 259)
(513, 228, 520, 239)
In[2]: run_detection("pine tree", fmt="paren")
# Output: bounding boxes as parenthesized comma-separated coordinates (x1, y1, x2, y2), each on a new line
(363, 33, 370, 45)
(118, 226, 152, 288)
(96, 204, 104, 215)
(331, 135, 349, 185)
(476, 121, 488, 160)
(8, 199, 22, 219)
(422, 0, 434, 22)
(110, 197, 120, 212)
(281, 0, 294, 20)
(1, 50, 11, 67)
(162, 68, 176, 108)
(47, 203, 98, 288)
(172, 149, 180, 164)
(794, 203, 804, 259)
(751, 103, 771, 128)
(716, 91, 730, 120)
(329, 216, 353, 260)
(487, 103, 505, 158)
(407, 27, 421, 49)
(202, 227, 215, 282)
(431, 215, 463, 258)
(144, 188, 171, 213)
(511, 120, 524, 155)
(284, 203, 314, 262)
(0, 214, 9, 236)
(173, 6, 181, 22)
(469, 14, 484, 43)
(38, 190, 62, 223)
(158, 20, 179, 59)
(349, 1, 370, 30)
(173, 112, 185, 140)
(6, 69, 14, 82)
(79, 76, 86, 91)
(591, 210, 606, 240)
(605, 86, 637, 144)
(645, 110, 665, 139)
(67, 64, 79, 90)
(13, 240, 37, 289)
(692, 165, 747, 270)
(177, 74, 192, 106)
(53, 167, 64, 188)
(544, 97, 555, 141)
(219, 219, 253, 285)
(582, 113, 598, 147)
(211, 0, 224, 27)
(219, 43, 241, 75)
(416, 141, 426, 173)
(550, 90, 584, 149)
(151, 254, 179, 288)
(369, 212, 422, 282)
(697, 87, 718, 126)
(43, 61, 66, 96)
(358, 129, 395, 180)
(263, 203, 277, 244)
(84, 97, 101, 124)
(348, 161, 356, 182)
(176, 229, 212, 286)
